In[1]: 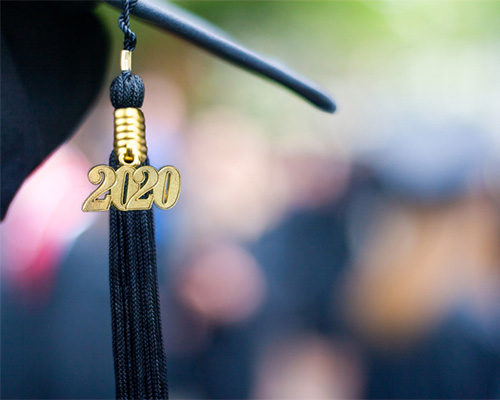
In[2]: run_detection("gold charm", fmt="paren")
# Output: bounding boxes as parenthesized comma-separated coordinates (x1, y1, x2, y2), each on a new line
(82, 165, 116, 212)
(83, 99, 181, 212)
(82, 165, 181, 212)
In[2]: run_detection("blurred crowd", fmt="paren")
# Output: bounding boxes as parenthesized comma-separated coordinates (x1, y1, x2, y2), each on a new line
(2, 1, 500, 399)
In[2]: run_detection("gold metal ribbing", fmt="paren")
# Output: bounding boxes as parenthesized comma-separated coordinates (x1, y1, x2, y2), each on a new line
(114, 107, 147, 166)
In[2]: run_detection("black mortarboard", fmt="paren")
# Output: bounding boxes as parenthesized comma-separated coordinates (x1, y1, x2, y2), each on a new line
(1, 0, 335, 219)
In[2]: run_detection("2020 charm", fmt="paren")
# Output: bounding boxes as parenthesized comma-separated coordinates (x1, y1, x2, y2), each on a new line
(82, 164, 181, 212)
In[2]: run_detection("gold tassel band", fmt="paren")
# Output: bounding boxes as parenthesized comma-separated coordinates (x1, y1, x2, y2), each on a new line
(114, 107, 147, 166)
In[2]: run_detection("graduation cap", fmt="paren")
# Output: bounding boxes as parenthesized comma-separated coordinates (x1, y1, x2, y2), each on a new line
(1, 0, 335, 219)
(1, 1, 335, 398)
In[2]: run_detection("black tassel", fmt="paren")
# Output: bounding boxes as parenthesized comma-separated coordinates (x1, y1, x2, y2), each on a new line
(109, 71, 168, 399)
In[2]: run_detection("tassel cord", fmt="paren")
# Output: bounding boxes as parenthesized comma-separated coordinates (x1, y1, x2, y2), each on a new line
(109, 152, 169, 399)
(108, 2, 168, 397)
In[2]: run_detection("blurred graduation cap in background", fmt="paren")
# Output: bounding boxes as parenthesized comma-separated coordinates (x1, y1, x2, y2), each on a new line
(1, 0, 336, 219)
(368, 121, 494, 202)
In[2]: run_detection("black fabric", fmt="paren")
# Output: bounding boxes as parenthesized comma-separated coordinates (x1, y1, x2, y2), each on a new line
(109, 153, 169, 400)
(0, 1, 109, 219)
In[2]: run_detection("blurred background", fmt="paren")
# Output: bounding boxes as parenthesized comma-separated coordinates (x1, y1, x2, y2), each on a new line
(2, 0, 500, 398)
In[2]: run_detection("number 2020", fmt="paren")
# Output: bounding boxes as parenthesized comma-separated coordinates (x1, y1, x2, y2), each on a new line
(82, 165, 181, 212)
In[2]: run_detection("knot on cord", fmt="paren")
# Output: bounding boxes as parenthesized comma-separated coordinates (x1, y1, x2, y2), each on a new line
(110, 71, 144, 109)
